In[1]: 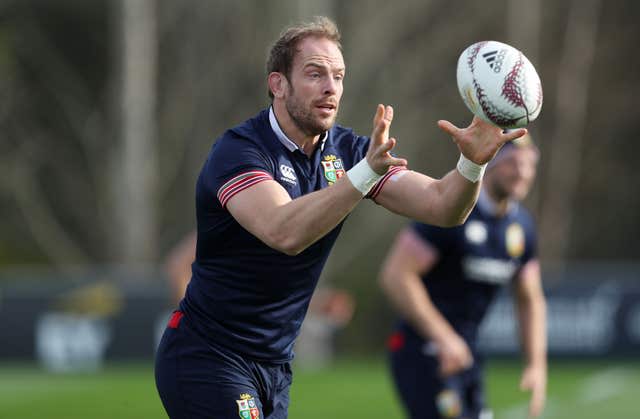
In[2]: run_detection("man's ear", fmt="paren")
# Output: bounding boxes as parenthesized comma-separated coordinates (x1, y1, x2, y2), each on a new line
(268, 72, 287, 99)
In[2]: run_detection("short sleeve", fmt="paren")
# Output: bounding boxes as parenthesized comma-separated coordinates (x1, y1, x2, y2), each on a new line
(367, 166, 408, 199)
(204, 135, 274, 208)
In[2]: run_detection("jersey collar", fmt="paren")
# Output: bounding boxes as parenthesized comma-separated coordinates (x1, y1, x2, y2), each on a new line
(269, 106, 328, 153)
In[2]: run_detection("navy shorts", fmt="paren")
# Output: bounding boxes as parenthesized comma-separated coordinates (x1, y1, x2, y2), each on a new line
(155, 311, 293, 419)
(387, 331, 487, 419)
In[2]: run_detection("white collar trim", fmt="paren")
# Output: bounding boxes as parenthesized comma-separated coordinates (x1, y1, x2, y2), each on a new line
(268, 106, 327, 152)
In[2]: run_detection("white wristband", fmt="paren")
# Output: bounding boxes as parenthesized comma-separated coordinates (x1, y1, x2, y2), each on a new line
(456, 154, 486, 183)
(347, 158, 382, 195)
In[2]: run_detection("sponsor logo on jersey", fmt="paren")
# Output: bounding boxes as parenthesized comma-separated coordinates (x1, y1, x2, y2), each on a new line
(463, 256, 517, 285)
(236, 394, 260, 419)
(321, 155, 345, 185)
(506, 223, 525, 258)
(465, 220, 488, 244)
(279, 164, 297, 185)
(436, 389, 461, 418)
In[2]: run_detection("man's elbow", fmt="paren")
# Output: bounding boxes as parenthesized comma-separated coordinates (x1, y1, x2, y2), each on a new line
(434, 210, 471, 228)
(263, 230, 306, 256)
(278, 244, 305, 256)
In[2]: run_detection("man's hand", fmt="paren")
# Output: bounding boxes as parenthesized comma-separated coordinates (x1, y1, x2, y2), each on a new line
(435, 331, 474, 377)
(366, 104, 408, 174)
(437, 116, 527, 165)
(520, 363, 547, 418)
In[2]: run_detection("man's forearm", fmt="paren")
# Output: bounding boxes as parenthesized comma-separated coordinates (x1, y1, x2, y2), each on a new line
(240, 176, 364, 255)
(381, 271, 456, 343)
(518, 293, 547, 367)
(429, 169, 482, 226)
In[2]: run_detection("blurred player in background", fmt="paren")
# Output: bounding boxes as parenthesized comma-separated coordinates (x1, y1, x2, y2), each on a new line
(154, 16, 527, 419)
(292, 286, 355, 369)
(164, 230, 197, 306)
(380, 134, 547, 419)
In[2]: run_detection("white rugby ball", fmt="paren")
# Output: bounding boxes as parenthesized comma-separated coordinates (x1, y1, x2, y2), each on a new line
(456, 41, 543, 128)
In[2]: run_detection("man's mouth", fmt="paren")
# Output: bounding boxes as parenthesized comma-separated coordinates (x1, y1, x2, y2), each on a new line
(316, 103, 336, 112)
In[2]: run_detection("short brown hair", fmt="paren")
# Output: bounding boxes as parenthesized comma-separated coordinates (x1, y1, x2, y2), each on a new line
(266, 16, 342, 99)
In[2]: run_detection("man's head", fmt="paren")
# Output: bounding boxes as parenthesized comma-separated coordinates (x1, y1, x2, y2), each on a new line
(485, 133, 539, 202)
(267, 16, 345, 136)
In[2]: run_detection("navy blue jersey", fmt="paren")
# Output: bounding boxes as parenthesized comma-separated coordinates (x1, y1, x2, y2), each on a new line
(181, 107, 402, 362)
(399, 192, 537, 351)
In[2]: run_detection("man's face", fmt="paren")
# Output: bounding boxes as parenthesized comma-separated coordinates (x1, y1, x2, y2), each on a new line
(284, 36, 345, 135)
(488, 147, 538, 201)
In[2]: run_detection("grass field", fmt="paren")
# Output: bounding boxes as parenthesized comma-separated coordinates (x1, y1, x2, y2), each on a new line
(0, 358, 638, 418)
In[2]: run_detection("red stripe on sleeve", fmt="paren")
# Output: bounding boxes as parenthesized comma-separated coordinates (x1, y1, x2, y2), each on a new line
(367, 166, 407, 199)
(217, 170, 273, 208)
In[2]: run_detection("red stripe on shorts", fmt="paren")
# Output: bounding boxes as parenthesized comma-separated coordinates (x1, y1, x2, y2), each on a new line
(387, 331, 405, 352)
(167, 311, 184, 329)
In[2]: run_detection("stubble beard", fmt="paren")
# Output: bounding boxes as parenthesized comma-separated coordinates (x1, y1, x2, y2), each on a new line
(285, 89, 337, 136)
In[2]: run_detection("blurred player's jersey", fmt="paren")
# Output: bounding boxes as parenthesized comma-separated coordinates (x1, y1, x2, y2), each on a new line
(181, 107, 402, 362)
(399, 192, 537, 353)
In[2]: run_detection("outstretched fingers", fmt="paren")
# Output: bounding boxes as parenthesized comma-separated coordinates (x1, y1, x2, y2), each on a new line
(372, 104, 384, 128)
(366, 105, 407, 173)
(520, 369, 546, 418)
(502, 128, 528, 144)
(383, 105, 394, 123)
(372, 104, 393, 146)
(437, 119, 461, 137)
(384, 137, 408, 166)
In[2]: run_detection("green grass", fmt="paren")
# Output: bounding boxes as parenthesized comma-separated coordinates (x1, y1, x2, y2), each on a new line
(0, 358, 638, 418)
(486, 360, 640, 418)
(0, 363, 164, 419)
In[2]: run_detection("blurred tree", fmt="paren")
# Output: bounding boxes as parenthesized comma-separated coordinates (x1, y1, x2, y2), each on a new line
(0, 0, 110, 266)
(112, 0, 158, 264)
(538, 0, 602, 267)
(507, 0, 542, 212)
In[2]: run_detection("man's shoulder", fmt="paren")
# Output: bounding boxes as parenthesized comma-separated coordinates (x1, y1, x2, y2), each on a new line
(513, 204, 536, 225)
(227, 108, 269, 142)
(329, 124, 369, 157)
(212, 109, 270, 151)
(330, 123, 364, 142)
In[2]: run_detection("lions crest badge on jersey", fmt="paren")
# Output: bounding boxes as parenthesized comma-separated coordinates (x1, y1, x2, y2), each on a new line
(436, 389, 462, 418)
(321, 155, 345, 185)
(236, 393, 260, 419)
(506, 223, 525, 258)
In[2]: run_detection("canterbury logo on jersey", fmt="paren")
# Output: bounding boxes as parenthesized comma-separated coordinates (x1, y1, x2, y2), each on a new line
(217, 170, 273, 208)
(279, 164, 297, 184)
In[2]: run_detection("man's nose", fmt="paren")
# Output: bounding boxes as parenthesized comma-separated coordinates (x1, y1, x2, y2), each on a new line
(323, 77, 338, 95)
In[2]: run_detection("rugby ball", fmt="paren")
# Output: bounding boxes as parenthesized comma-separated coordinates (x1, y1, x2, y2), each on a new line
(456, 41, 543, 128)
